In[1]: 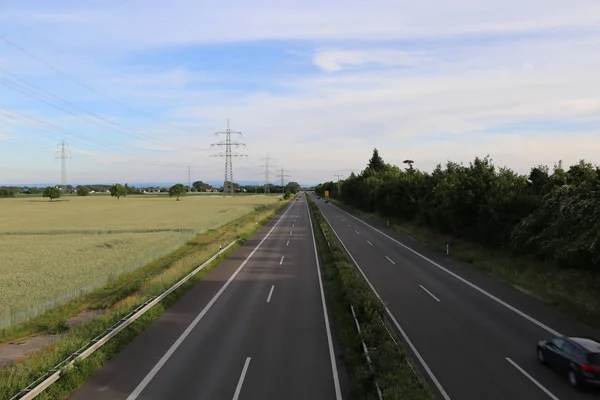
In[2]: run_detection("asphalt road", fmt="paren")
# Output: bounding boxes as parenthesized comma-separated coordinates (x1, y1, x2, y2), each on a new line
(69, 194, 346, 400)
(311, 194, 600, 400)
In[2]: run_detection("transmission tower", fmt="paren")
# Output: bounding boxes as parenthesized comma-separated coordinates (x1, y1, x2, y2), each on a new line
(55, 139, 71, 189)
(276, 166, 291, 193)
(186, 166, 192, 192)
(335, 174, 344, 195)
(210, 119, 247, 194)
(258, 153, 276, 194)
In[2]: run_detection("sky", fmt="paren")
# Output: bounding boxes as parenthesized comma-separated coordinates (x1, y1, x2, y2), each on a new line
(1, 0, 600, 186)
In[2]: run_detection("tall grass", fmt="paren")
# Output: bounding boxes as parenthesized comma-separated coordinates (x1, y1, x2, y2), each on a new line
(0, 195, 279, 329)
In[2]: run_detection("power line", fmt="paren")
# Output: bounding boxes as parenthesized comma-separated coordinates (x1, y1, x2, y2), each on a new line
(210, 119, 247, 194)
(258, 153, 276, 194)
(0, 107, 194, 170)
(0, 107, 154, 162)
(0, 68, 184, 150)
(276, 165, 291, 193)
(0, 36, 197, 137)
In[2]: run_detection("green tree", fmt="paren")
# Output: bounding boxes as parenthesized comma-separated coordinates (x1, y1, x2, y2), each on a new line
(286, 181, 301, 194)
(168, 183, 187, 200)
(368, 148, 385, 171)
(124, 183, 137, 194)
(320, 149, 600, 272)
(43, 186, 62, 201)
(0, 187, 20, 198)
(110, 184, 127, 200)
(192, 180, 212, 191)
(77, 186, 91, 196)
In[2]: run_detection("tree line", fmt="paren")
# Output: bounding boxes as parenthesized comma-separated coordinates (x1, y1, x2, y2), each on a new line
(315, 149, 600, 272)
(2, 180, 302, 201)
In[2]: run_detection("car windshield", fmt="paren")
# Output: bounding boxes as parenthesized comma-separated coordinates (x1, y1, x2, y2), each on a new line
(589, 353, 600, 365)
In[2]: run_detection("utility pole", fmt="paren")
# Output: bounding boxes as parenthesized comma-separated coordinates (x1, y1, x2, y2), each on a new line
(210, 119, 247, 195)
(276, 166, 291, 194)
(258, 153, 276, 194)
(55, 139, 71, 190)
(335, 174, 343, 196)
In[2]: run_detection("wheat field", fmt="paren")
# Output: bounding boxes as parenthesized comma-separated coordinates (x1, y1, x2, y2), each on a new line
(0, 194, 279, 328)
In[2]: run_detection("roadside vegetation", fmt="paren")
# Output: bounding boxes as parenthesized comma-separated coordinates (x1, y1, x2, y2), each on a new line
(0, 196, 291, 400)
(315, 150, 600, 328)
(307, 196, 434, 400)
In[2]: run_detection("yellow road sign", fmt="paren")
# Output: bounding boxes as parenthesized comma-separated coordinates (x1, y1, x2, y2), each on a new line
(324, 190, 329, 197)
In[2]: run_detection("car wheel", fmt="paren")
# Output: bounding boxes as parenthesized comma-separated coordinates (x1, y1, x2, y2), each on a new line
(537, 348, 546, 364)
(568, 370, 579, 388)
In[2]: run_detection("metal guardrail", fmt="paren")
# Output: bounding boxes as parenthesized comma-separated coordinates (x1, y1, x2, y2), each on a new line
(351, 305, 383, 400)
(11, 239, 240, 400)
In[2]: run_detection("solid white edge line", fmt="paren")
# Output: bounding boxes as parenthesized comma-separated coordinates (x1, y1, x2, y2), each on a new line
(367, 240, 373, 246)
(332, 204, 562, 337)
(266, 285, 275, 303)
(419, 285, 441, 302)
(232, 357, 252, 400)
(317, 205, 451, 400)
(505, 358, 560, 400)
(280, 256, 284, 265)
(385, 256, 396, 265)
(306, 198, 343, 400)
(125, 202, 294, 400)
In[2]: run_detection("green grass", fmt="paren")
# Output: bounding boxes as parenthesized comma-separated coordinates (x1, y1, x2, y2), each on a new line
(0, 195, 280, 329)
(307, 197, 433, 400)
(0, 197, 291, 400)
(329, 199, 600, 329)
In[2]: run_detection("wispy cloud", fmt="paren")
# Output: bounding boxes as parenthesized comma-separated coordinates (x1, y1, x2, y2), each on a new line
(1, 0, 599, 185)
(312, 48, 431, 72)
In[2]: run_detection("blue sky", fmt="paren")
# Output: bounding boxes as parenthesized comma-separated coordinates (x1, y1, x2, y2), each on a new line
(1, 0, 600, 186)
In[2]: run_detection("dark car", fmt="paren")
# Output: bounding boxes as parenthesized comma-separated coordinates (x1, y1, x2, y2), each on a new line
(325, 200, 329, 203)
(537, 336, 600, 389)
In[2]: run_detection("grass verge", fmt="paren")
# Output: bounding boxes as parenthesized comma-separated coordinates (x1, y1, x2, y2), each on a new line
(0, 198, 291, 400)
(307, 196, 433, 400)
(328, 198, 600, 330)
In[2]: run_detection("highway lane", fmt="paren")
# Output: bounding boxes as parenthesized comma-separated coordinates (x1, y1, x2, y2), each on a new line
(311, 194, 600, 400)
(69, 194, 345, 400)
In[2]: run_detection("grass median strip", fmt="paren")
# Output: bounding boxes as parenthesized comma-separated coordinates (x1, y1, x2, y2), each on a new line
(0, 198, 290, 400)
(307, 196, 434, 400)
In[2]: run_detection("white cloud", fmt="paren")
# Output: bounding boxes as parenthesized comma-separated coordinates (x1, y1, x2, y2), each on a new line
(312, 48, 429, 72)
(1, 0, 600, 185)
(4, 0, 600, 50)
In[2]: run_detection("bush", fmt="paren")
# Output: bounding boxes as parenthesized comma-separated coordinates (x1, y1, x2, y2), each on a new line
(76, 186, 91, 196)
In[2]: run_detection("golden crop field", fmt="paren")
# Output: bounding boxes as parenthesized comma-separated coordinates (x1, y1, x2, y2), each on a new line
(0, 194, 279, 328)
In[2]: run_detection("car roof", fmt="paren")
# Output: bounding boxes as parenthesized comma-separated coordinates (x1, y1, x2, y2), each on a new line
(568, 337, 600, 352)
